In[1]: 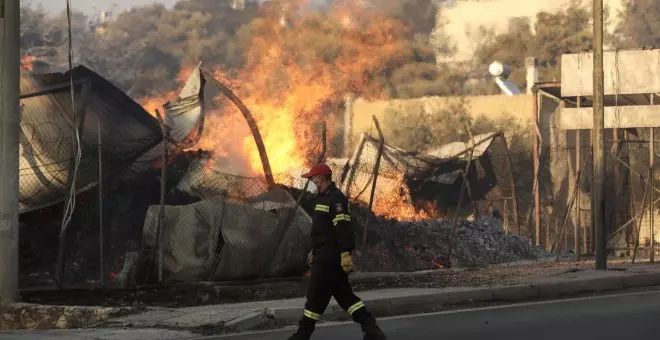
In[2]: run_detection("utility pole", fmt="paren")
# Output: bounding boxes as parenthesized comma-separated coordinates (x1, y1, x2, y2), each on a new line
(593, 0, 607, 270)
(0, 0, 22, 304)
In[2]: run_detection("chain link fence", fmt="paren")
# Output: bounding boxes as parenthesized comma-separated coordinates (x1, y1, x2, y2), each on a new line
(18, 123, 333, 288)
(18, 109, 525, 289)
(19, 135, 163, 289)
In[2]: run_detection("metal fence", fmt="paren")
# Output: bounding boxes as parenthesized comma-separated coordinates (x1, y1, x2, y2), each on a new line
(336, 132, 521, 233)
(18, 115, 524, 289)
(536, 122, 659, 259)
(18, 122, 330, 289)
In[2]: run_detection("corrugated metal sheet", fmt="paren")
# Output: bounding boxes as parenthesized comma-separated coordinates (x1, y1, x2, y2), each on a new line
(425, 132, 499, 159)
(339, 132, 502, 205)
(123, 64, 206, 177)
(19, 66, 162, 213)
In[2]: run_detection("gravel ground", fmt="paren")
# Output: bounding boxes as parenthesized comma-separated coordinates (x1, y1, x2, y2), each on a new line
(353, 206, 548, 272)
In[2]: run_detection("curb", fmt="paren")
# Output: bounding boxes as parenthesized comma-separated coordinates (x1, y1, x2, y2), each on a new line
(224, 310, 272, 332)
(231, 271, 660, 331)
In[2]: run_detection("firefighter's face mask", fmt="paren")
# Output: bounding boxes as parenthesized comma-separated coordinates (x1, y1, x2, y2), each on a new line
(308, 180, 318, 194)
(310, 175, 325, 194)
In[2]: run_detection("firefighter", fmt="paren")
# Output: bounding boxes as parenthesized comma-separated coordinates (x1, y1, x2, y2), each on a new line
(287, 163, 386, 340)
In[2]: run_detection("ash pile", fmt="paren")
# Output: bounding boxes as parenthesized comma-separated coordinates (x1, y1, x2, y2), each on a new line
(353, 208, 548, 272)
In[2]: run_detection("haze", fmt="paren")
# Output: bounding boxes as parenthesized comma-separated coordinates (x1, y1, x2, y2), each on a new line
(37, 0, 178, 14)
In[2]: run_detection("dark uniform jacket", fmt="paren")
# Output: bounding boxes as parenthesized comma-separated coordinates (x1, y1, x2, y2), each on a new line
(311, 182, 355, 264)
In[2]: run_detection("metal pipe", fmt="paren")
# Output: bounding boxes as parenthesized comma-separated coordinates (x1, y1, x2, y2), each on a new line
(360, 116, 384, 261)
(201, 69, 274, 189)
(532, 89, 541, 247)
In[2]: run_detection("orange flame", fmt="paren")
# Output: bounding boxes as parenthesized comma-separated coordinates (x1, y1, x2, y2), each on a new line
(137, 66, 195, 117)
(369, 175, 444, 221)
(189, 0, 405, 176)
(21, 55, 36, 72)
(134, 0, 410, 208)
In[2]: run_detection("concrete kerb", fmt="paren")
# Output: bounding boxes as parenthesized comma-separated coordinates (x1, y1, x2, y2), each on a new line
(223, 310, 273, 332)
(240, 271, 660, 333)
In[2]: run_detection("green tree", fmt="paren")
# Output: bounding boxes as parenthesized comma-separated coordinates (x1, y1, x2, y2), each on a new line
(20, 1, 257, 98)
(381, 98, 474, 151)
(380, 3, 467, 99)
(472, 2, 603, 94)
(615, 0, 660, 49)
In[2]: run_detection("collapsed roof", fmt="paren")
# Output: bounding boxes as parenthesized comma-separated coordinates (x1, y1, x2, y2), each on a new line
(336, 132, 518, 223)
(19, 66, 161, 213)
(18, 64, 206, 214)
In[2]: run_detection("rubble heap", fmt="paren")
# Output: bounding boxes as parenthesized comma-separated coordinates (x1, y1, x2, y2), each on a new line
(353, 206, 547, 272)
(282, 186, 546, 273)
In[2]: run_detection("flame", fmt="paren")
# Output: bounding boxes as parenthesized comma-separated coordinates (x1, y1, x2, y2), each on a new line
(403, 246, 445, 269)
(370, 175, 444, 221)
(21, 55, 36, 72)
(134, 0, 410, 208)
(137, 66, 195, 117)
(187, 0, 406, 175)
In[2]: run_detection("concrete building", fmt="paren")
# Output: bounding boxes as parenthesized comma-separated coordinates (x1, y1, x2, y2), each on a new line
(437, 0, 624, 62)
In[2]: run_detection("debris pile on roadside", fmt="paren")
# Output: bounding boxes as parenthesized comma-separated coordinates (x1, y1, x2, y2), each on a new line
(280, 186, 546, 272)
(352, 205, 547, 272)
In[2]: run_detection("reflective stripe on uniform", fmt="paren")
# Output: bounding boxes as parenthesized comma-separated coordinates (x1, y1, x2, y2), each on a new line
(332, 213, 351, 226)
(304, 309, 321, 320)
(315, 204, 330, 212)
(347, 301, 365, 315)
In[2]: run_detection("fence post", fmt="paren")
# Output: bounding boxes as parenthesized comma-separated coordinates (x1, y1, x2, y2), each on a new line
(497, 133, 521, 235)
(359, 116, 384, 264)
(650, 128, 655, 263)
(156, 109, 168, 283)
(98, 118, 105, 286)
(575, 129, 581, 258)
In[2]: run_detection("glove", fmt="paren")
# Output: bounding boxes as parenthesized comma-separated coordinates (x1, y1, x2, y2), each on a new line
(307, 251, 314, 266)
(340, 252, 356, 273)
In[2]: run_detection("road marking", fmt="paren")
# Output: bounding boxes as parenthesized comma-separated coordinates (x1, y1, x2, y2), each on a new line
(192, 287, 660, 339)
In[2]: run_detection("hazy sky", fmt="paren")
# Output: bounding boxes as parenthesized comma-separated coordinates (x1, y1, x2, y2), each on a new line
(37, 0, 179, 15)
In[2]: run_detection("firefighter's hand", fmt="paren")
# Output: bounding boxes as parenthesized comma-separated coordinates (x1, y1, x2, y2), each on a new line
(307, 251, 313, 266)
(340, 252, 356, 273)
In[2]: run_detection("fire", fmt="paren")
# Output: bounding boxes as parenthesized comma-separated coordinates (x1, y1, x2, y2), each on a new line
(188, 0, 406, 175)
(21, 55, 36, 72)
(134, 0, 408, 189)
(137, 66, 195, 117)
(370, 175, 443, 222)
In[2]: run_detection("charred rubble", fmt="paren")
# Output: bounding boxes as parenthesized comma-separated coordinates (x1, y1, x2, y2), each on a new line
(284, 187, 548, 272)
(18, 150, 208, 288)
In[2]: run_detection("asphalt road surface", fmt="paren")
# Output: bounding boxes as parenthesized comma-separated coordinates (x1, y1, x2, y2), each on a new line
(204, 289, 660, 340)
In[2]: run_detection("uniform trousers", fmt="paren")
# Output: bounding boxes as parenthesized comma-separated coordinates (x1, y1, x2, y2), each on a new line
(302, 260, 370, 323)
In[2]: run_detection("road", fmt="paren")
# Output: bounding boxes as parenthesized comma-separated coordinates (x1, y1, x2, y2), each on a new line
(203, 289, 660, 340)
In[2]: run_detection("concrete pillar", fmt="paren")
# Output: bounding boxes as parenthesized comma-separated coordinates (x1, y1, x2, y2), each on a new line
(526, 57, 539, 94)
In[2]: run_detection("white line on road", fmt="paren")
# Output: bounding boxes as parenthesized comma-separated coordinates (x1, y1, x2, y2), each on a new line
(192, 287, 660, 339)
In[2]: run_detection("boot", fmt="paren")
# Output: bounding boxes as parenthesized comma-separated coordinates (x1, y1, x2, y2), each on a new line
(287, 318, 316, 340)
(361, 316, 386, 340)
